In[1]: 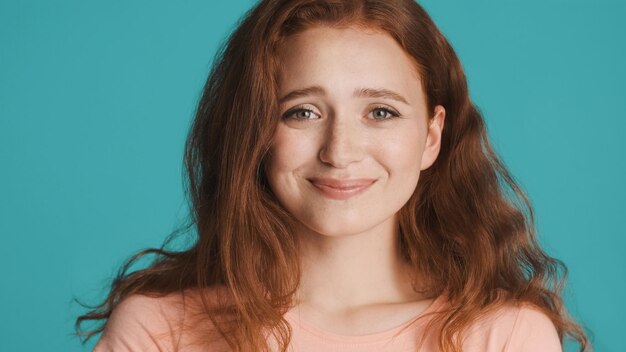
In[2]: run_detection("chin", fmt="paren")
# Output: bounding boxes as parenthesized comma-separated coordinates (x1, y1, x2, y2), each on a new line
(299, 214, 391, 238)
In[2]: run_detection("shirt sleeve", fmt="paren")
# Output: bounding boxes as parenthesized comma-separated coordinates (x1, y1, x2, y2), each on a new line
(93, 294, 179, 352)
(504, 305, 562, 352)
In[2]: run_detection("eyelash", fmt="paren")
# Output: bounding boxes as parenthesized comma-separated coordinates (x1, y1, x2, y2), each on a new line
(369, 106, 401, 120)
(282, 105, 401, 121)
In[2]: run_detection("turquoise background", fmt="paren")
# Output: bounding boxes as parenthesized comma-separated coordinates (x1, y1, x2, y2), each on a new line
(1, 0, 624, 351)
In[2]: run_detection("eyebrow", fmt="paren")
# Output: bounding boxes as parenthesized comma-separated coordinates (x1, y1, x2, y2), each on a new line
(278, 85, 409, 105)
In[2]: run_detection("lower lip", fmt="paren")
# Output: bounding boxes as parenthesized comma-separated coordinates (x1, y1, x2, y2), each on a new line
(309, 180, 375, 200)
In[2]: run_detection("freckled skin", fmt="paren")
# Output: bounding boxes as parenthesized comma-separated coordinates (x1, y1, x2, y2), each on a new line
(266, 26, 445, 238)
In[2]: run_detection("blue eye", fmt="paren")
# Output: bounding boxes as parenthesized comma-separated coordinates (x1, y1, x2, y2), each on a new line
(282, 108, 320, 121)
(369, 106, 400, 120)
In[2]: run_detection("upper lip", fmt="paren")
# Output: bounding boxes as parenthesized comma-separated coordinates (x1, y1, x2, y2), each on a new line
(307, 177, 376, 189)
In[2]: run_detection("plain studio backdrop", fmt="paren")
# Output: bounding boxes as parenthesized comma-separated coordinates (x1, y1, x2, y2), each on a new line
(0, 1, 624, 351)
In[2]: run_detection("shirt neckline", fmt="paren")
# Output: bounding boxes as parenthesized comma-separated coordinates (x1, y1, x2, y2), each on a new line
(283, 293, 447, 344)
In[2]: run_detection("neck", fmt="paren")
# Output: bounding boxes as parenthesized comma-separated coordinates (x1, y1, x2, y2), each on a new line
(295, 216, 423, 312)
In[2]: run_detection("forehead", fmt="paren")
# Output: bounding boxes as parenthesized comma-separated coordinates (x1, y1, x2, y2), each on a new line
(275, 26, 424, 99)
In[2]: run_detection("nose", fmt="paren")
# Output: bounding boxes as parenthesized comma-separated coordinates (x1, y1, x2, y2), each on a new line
(318, 116, 365, 169)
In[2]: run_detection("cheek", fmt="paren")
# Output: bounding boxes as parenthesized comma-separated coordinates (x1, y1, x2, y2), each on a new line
(267, 128, 319, 180)
(374, 126, 425, 174)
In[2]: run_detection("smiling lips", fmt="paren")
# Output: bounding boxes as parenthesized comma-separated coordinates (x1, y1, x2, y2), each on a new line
(308, 177, 376, 200)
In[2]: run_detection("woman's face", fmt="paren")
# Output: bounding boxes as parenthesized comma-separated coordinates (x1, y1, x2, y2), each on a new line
(266, 26, 445, 238)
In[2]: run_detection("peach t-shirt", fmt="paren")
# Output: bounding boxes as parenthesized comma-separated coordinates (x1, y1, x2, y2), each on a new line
(94, 291, 562, 351)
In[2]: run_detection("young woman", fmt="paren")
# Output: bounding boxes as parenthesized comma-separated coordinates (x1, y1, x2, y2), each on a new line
(77, 0, 590, 351)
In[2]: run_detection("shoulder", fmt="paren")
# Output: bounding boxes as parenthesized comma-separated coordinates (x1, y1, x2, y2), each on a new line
(462, 302, 562, 352)
(93, 293, 186, 352)
(504, 304, 562, 351)
(93, 288, 230, 352)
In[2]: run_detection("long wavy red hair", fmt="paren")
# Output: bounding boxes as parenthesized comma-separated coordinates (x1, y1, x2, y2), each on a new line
(76, 0, 590, 351)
